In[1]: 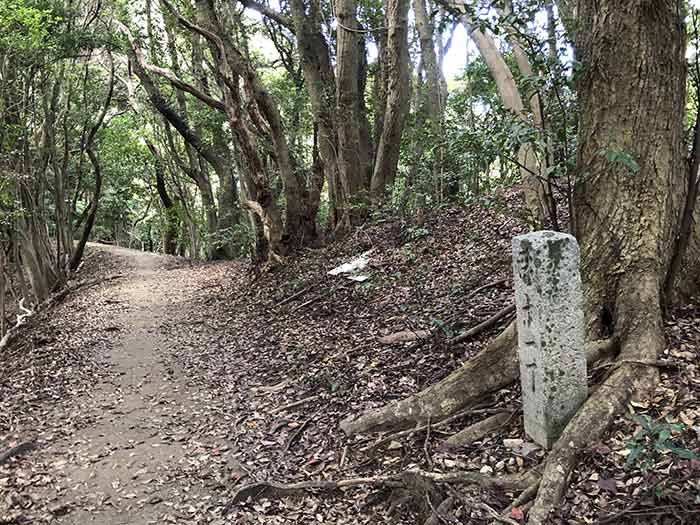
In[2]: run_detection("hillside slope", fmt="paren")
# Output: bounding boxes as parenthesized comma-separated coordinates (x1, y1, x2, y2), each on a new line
(1, 193, 698, 524)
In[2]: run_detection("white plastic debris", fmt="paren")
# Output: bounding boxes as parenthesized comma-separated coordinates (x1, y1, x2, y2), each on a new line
(328, 250, 373, 282)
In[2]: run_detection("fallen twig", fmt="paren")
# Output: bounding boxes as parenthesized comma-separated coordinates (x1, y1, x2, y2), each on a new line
(269, 394, 320, 415)
(464, 278, 509, 300)
(276, 286, 310, 307)
(424, 417, 433, 469)
(284, 410, 319, 451)
(224, 468, 539, 513)
(48, 274, 125, 307)
(448, 304, 515, 345)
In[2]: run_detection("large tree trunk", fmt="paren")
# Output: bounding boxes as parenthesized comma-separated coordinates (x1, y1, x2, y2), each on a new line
(343, 2, 687, 521)
(532, 0, 686, 520)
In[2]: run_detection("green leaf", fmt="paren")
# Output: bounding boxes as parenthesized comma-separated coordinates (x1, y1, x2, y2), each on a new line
(626, 445, 644, 466)
(666, 445, 700, 460)
(598, 147, 640, 174)
(632, 414, 653, 431)
(657, 429, 671, 444)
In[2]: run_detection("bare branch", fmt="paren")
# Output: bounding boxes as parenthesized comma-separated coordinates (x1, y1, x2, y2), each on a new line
(114, 19, 227, 112)
(238, 0, 294, 30)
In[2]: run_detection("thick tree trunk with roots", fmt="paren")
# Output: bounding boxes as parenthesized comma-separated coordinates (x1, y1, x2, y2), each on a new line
(342, 2, 687, 521)
(530, 2, 686, 521)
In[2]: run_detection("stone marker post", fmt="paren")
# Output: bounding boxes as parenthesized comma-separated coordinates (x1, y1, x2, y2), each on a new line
(512, 231, 587, 449)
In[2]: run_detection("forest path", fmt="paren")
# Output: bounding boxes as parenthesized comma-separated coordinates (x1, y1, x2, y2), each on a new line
(48, 245, 234, 525)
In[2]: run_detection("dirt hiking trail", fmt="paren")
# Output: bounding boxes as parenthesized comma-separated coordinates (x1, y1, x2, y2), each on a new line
(50, 245, 196, 524)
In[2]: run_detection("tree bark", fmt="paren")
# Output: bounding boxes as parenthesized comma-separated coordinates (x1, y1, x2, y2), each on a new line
(370, 0, 411, 198)
(121, 28, 225, 258)
(530, 1, 686, 521)
(413, 0, 448, 199)
(289, 0, 342, 229)
(148, 142, 179, 255)
(336, 0, 369, 222)
(460, 16, 546, 226)
(70, 148, 103, 271)
(70, 53, 115, 271)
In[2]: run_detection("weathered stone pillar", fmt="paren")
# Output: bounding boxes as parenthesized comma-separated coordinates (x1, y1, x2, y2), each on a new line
(512, 231, 587, 449)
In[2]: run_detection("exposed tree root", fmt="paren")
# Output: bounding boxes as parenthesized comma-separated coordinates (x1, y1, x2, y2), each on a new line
(0, 299, 33, 351)
(0, 441, 34, 464)
(366, 406, 503, 452)
(341, 323, 617, 435)
(224, 468, 539, 514)
(446, 410, 511, 446)
(528, 361, 658, 524)
(0, 274, 124, 352)
(378, 329, 432, 344)
(341, 323, 518, 434)
(529, 278, 663, 523)
(503, 480, 540, 517)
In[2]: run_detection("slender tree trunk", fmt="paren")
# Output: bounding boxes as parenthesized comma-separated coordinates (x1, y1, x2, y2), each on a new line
(414, 0, 447, 199)
(148, 143, 179, 255)
(70, 148, 102, 271)
(336, 0, 369, 222)
(290, 0, 342, 229)
(462, 18, 546, 226)
(370, 0, 411, 198)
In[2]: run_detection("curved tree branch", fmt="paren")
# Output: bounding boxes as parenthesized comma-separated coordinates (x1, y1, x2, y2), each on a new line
(115, 19, 227, 112)
(238, 0, 294, 30)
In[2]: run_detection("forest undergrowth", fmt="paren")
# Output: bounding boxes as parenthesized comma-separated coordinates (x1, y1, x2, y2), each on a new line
(1, 190, 699, 524)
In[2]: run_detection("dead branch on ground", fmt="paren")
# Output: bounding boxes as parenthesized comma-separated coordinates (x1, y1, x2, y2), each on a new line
(223, 468, 539, 513)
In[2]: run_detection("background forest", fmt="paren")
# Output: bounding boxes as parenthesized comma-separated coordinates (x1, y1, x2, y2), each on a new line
(0, 0, 583, 278)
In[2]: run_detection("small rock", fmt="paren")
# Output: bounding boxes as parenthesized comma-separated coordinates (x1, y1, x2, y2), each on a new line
(503, 438, 524, 449)
(387, 441, 402, 450)
(479, 465, 493, 475)
(48, 503, 71, 516)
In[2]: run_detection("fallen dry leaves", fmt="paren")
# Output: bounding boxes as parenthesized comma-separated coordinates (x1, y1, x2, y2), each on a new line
(1, 190, 698, 524)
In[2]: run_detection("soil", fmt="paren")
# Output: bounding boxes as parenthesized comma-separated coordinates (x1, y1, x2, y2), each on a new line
(1, 195, 699, 524)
